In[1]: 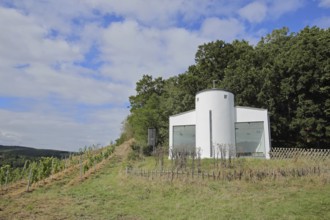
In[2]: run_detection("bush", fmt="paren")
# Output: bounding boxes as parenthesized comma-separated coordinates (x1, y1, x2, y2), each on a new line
(127, 151, 140, 161)
(143, 145, 153, 156)
(131, 143, 141, 152)
(128, 143, 142, 161)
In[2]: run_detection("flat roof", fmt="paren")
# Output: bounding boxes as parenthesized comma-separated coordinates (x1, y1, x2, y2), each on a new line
(169, 109, 195, 117)
(235, 106, 267, 111)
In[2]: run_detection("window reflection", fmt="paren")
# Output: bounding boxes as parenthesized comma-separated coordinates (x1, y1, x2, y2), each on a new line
(235, 122, 265, 157)
(173, 125, 196, 152)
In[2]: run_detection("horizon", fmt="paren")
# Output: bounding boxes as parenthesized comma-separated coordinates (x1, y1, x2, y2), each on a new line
(0, 143, 77, 152)
(0, 0, 329, 151)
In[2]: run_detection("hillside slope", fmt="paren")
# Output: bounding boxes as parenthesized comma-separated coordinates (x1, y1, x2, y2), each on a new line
(0, 140, 329, 219)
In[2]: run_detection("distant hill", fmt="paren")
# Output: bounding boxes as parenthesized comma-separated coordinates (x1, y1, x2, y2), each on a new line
(0, 145, 73, 167)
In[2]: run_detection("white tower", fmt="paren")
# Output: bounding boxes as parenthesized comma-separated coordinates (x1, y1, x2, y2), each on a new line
(195, 89, 235, 158)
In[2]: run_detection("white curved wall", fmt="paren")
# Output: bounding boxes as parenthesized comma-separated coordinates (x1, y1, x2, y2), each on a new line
(195, 89, 235, 158)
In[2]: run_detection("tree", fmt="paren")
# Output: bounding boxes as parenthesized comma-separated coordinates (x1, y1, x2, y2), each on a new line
(257, 27, 330, 146)
(127, 75, 165, 145)
(125, 26, 330, 149)
(220, 40, 262, 107)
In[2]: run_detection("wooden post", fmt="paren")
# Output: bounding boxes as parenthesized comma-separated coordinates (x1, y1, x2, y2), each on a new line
(5, 169, 9, 190)
(51, 158, 54, 176)
(21, 160, 28, 180)
(27, 168, 32, 192)
(80, 156, 82, 180)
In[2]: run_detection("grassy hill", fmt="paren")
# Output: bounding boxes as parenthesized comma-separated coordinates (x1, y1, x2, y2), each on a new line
(0, 140, 329, 219)
(0, 145, 72, 167)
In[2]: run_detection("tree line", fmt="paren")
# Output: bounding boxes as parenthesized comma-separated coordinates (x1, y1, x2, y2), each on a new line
(120, 26, 329, 150)
(0, 145, 72, 168)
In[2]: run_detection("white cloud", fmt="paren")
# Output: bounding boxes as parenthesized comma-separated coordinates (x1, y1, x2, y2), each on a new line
(3, 0, 93, 35)
(87, 0, 182, 27)
(200, 17, 245, 42)
(0, 2, 261, 151)
(99, 20, 206, 83)
(268, 0, 305, 19)
(239, 1, 267, 23)
(319, 0, 330, 7)
(0, 6, 132, 105)
(0, 63, 131, 105)
(84, 0, 242, 27)
(0, 0, 326, 151)
(238, 0, 305, 24)
(313, 16, 330, 28)
(0, 130, 21, 146)
(0, 7, 82, 66)
(0, 5, 134, 150)
(0, 107, 129, 151)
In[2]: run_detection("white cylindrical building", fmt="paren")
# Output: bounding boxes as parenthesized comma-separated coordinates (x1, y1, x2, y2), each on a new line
(195, 89, 235, 158)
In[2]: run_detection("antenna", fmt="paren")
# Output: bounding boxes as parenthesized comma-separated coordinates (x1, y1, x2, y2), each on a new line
(212, 80, 217, 88)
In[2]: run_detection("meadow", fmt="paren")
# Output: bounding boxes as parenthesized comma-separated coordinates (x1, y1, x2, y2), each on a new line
(0, 141, 329, 219)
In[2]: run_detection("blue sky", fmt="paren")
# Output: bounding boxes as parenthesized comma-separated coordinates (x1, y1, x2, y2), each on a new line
(0, 0, 329, 151)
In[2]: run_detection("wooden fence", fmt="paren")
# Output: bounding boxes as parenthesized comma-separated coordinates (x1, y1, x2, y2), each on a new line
(126, 166, 329, 183)
(270, 147, 330, 160)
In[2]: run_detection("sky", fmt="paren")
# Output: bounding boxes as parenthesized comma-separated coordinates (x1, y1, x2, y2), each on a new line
(0, 0, 329, 151)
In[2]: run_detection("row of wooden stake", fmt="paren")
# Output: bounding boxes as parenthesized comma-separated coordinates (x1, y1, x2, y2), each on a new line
(126, 166, 329, 182)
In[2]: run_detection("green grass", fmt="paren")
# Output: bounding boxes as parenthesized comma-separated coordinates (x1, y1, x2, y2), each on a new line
(0, 149, 329, 219)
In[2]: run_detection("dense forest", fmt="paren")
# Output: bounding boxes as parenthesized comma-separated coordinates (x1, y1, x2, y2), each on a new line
(119, 26, 329, 150)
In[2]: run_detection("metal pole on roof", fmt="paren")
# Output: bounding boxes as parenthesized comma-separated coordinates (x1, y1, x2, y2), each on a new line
(213, 80, 217, 88)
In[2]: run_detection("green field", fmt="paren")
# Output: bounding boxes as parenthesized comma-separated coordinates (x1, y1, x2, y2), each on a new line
(1, 142, 329, 219)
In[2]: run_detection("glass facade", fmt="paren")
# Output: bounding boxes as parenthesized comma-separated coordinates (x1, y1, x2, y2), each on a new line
(173, 125, 196, 152)
(235, 122, 265, 157)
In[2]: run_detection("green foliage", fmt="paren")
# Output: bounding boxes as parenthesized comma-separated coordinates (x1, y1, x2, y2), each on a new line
(0, 165, 10, 185)
(26, 157, 64, 184)
(128, 143, 143, 161)
(255, 27, 330, 146)
(125, 26, 329, 148)
(127, 75, 166, 146)
(115, 118, 133, 146)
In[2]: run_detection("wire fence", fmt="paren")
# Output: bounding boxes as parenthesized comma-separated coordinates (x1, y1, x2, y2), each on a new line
(270, 147, 330, 160)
